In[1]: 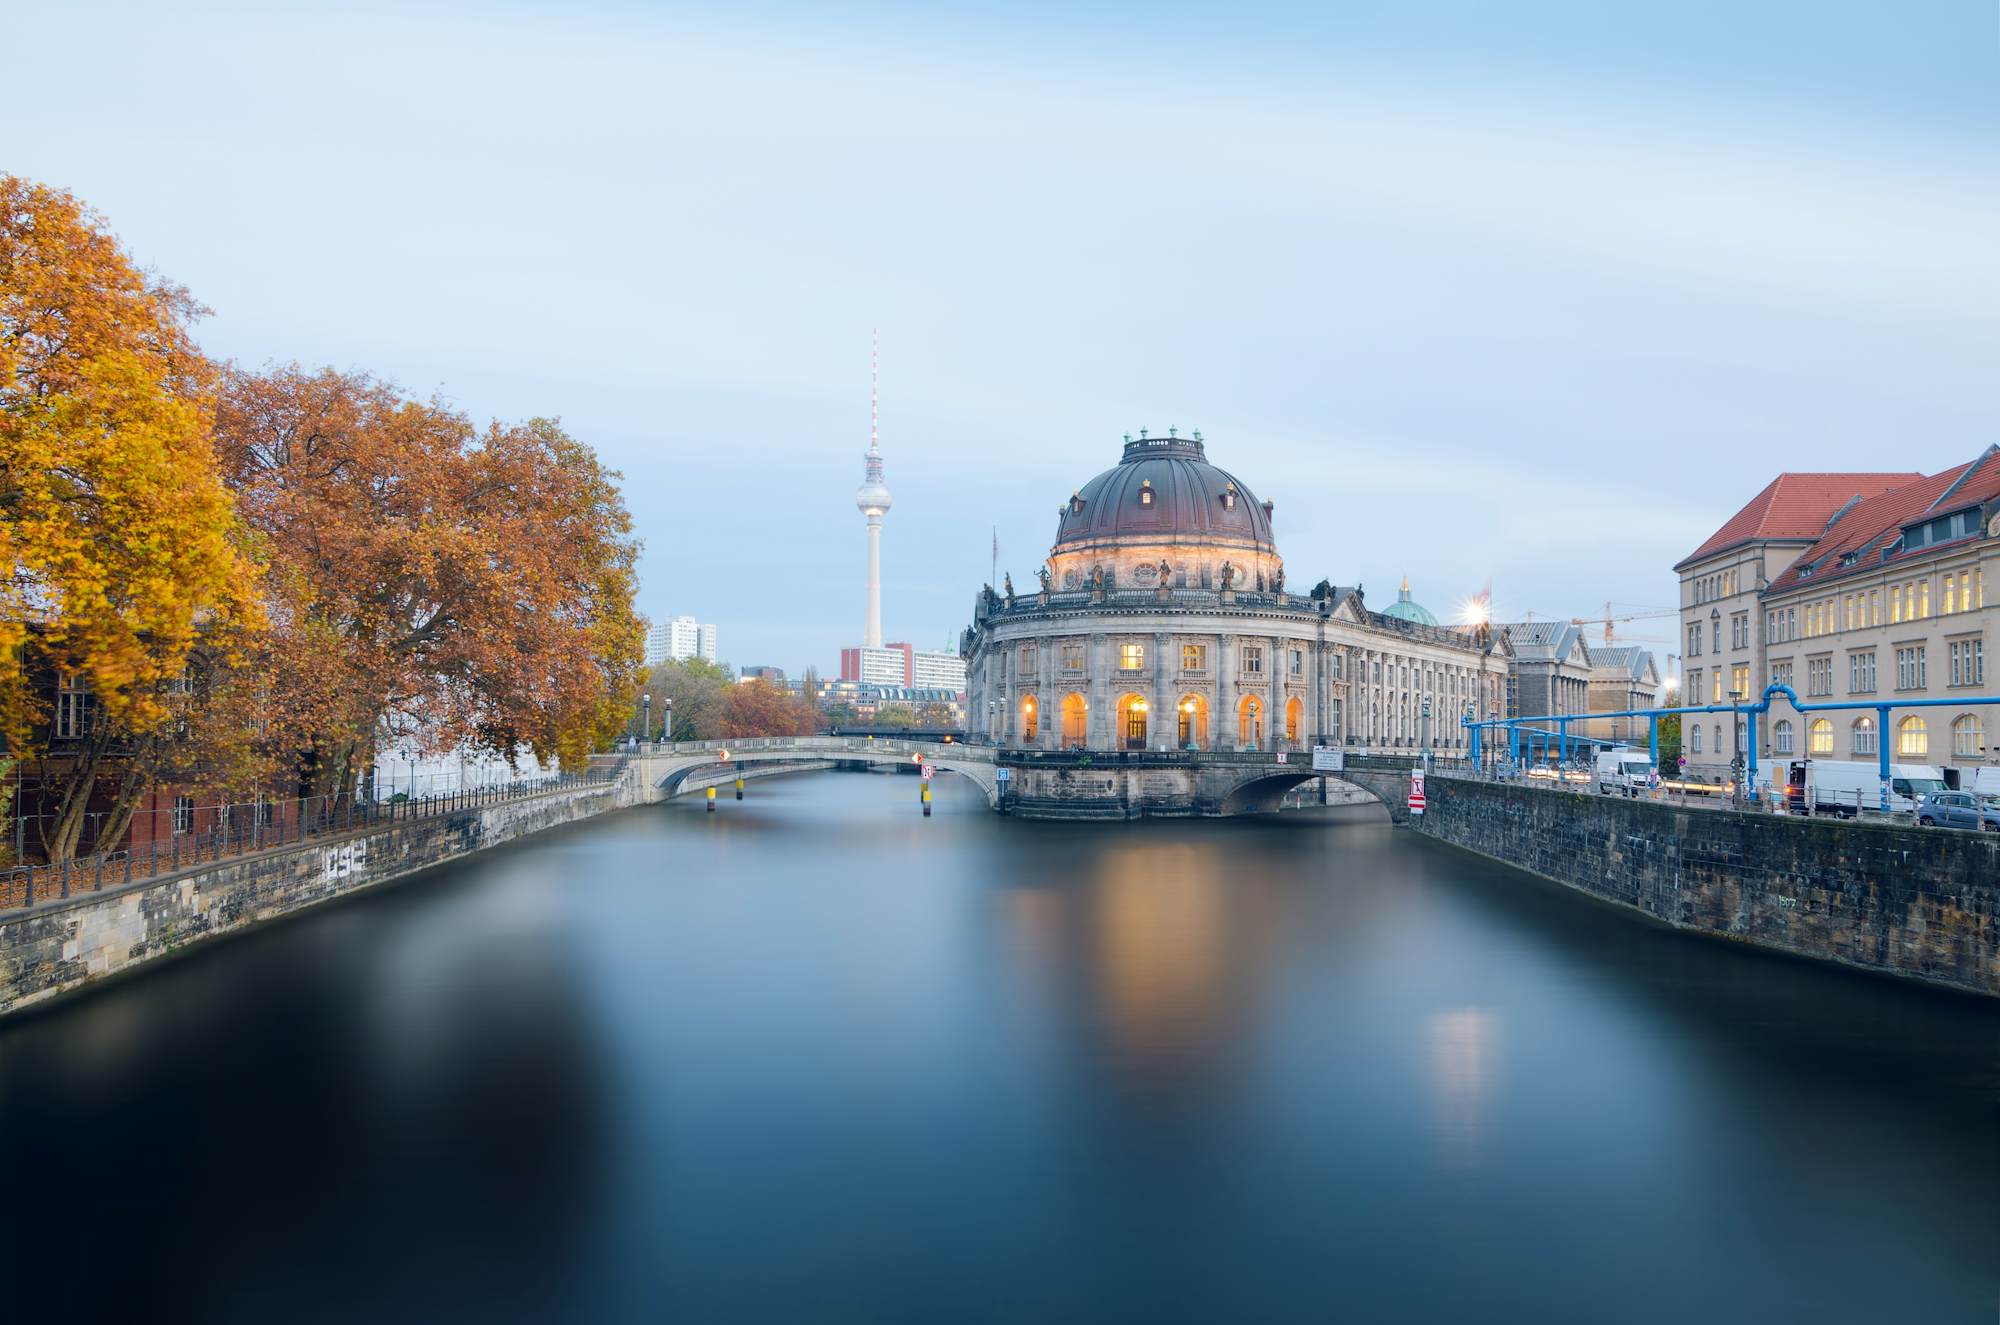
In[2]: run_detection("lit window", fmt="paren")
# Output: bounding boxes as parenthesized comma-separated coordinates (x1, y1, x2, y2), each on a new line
(1181, 644, 1206, 672)
(1118, 643, 1144, 670)
(1808, 718, 1833, 755)
(1897, 715, 1927, 757)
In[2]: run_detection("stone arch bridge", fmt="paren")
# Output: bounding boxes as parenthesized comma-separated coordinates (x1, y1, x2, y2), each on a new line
(623, 738, 1419, 822)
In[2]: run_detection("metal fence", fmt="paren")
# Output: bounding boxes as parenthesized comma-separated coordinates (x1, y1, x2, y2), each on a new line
(0, 768, 619, 912)
(1431, 763, 1933, 826)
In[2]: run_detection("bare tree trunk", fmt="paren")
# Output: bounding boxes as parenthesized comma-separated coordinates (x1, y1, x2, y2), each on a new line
(42, 725, 114, 863)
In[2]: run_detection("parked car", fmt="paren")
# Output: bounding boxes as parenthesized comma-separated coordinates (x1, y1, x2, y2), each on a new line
(1916, 790, 1999, 830)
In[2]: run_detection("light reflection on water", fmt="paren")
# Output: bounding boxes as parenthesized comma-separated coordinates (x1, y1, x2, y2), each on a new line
(2, 770, 1998, 1322)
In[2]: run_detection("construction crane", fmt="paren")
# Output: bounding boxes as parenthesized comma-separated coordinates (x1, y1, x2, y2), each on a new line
(1570, 601, 1679, 646)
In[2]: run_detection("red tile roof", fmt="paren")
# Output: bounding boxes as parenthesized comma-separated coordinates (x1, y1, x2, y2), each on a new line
(1676, 472, 1922, 570)
(1765, 448, 2000, 594)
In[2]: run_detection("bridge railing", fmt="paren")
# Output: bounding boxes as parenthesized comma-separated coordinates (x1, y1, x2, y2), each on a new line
(634, 736, 993, 761)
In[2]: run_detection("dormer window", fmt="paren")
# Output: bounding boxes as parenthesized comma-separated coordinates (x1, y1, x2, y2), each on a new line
(1138, 480, 1154, 507)
(1069, 491, 1085, 514)
(1221, 482, 1237, 511)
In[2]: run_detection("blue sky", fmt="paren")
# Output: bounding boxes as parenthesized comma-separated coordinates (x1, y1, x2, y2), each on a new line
(9, 1, 1996, 674)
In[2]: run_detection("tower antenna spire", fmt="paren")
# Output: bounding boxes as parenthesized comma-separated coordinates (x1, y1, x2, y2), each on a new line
(854, 328, 892, 650)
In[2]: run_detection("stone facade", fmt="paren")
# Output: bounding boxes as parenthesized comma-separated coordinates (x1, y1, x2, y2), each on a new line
(1417, 774, 2000, 997)
(1677, 454, 2000, 783)
(966, 434, 1505, 758)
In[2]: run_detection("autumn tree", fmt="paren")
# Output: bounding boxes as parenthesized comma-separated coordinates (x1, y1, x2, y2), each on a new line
(718, 678, 817, 738)
(211, 365, 643, 795)
(872, 704, 916, 730)
(639, 657, 732, 741)
(0, 177, 262, 860)
(914, 700, 957, 729)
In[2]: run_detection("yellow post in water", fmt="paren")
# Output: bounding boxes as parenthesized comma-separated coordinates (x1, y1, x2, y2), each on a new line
(706, 786, 716, 812)
(921, 782, 932, 817)
(735, 774, 744, 800)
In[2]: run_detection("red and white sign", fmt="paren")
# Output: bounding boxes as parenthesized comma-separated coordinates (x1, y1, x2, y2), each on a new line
(1275, 751, 1288, 765)
(921, 764, 935, 781)
(1408, 770, 1427, 815)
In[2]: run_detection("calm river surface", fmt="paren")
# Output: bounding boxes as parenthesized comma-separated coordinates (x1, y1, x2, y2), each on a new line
(4, 770, 1999, 1322)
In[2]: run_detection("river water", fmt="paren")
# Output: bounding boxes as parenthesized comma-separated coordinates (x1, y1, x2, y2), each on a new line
(3, 770, 1997, 1322)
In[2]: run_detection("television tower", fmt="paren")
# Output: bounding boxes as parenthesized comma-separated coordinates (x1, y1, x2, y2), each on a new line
(853, 330, 892, 649)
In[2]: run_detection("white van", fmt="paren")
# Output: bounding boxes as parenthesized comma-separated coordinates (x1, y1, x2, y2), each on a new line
(1594, 748, 1655, 797)
(1781, 759, 1946, 816)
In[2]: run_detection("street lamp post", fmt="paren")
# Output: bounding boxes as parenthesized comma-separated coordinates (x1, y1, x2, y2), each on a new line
(1730, 689, 1747, 805)
(642, 693, 651, 749)
(663, 696, 674, 747)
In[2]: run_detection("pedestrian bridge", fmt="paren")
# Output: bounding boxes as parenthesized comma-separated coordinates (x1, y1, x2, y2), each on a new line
(629, 737, 1001, 806)
(620, 738, 1422, 821)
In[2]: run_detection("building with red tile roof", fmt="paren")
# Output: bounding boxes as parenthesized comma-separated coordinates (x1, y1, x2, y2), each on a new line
(1676, 447, 2000, 790)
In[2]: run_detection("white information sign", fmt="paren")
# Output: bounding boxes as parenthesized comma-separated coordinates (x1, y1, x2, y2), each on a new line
(1311, 746, 1345, 772)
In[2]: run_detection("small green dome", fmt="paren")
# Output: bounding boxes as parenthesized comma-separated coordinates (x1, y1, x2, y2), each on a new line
(1381, 575, 1438, 627)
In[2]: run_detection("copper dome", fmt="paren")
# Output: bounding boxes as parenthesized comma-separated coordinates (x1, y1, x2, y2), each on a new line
(1053, 433, 1276, 555)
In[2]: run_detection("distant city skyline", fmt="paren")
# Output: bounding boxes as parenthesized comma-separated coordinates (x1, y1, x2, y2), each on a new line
(10, 1, 1993, 676)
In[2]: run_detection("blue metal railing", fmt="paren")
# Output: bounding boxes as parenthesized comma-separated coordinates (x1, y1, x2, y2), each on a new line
(1461, 684, 2000, 811)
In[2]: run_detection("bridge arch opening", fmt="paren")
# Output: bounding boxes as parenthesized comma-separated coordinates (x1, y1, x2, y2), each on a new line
(1218, 772, 1392, 818)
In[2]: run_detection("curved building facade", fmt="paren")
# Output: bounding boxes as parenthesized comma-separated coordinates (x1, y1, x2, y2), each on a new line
(964, 433, 1504, 760)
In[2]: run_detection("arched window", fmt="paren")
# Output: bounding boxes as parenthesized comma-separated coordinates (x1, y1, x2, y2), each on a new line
(1772, 720, 1794, 755)
(1952, 713, 1983, 757)
(1020, 694, 1038, 743)
(1237, 694, 1264, 749)
(1851, 716, 1876, 755)
(1897, 715, 1927, 757)
(1285, 696, 1304, 745)
(1117, 694, 1149, 750)
(1808, 718, 1833, 755)
(1138, 479, 1154, 507)
(1176, 694, 1210, 749)
(1060, 693, 1088, 747)
(1691, 725, 1703, 753)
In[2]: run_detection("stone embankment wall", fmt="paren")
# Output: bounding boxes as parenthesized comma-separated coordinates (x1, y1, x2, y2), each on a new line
(1417, 776, 2000, 997)
(1, 779, 634, 1018)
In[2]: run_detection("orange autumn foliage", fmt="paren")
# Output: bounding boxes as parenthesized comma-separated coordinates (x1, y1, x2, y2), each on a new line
(0, 177, 261, 860)
(212, 365, 643, 793)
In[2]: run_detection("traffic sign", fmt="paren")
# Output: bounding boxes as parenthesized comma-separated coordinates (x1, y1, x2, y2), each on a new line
(1408, 769, 1427, 816)
(995, 767, 1012, 782)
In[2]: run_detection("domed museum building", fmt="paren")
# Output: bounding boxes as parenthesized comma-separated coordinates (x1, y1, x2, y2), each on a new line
(962, 431, 1504, 768)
